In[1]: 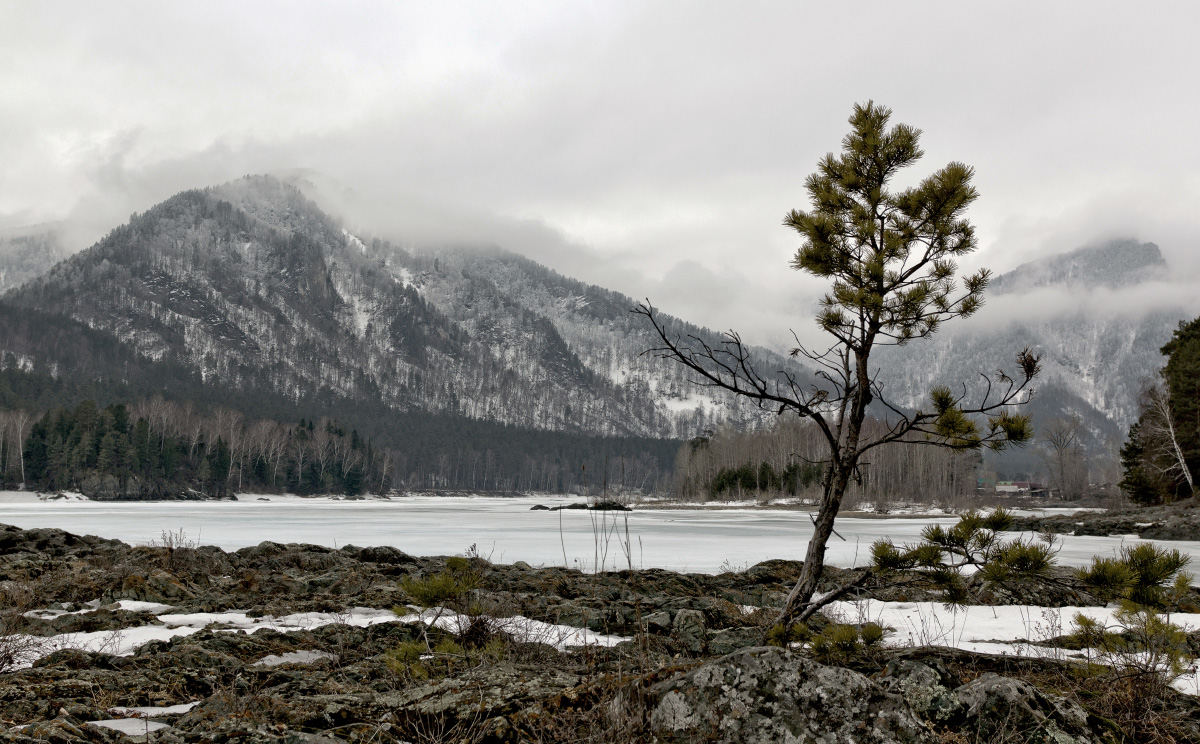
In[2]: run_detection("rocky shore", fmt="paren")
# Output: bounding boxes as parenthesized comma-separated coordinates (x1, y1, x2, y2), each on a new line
(1011, 499, 1200, 541)
(1, 523, 1197, 743)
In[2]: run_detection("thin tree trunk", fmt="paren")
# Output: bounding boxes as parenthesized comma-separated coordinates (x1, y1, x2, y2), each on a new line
(772, 346, 872, 628)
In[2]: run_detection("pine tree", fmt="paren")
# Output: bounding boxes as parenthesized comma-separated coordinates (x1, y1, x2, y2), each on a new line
(132, 418, 152, 475)
(207, 437, 231, 497)
(638, 101, 1038, 629)
(1119, 314, 1198, 503)
(1119, 423, 1166, 506)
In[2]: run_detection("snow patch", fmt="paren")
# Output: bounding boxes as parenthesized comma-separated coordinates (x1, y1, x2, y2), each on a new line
(342, 230, 368, 255)
(253, 650, 337, 667)
(659, 394, 718, 414)
(9, 602, 624, 670)
(392, 266, 414, 288)
(395, 606, 628, 650)
(88, 720, 171, 736)
(822, 598, 1200, 695)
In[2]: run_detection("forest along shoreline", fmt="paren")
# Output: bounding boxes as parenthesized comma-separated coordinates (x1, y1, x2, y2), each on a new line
(2, 521, 1199, 743)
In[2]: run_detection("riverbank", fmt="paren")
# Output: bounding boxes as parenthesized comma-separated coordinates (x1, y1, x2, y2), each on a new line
(1, 523, 1198, 743)
(1012, 498, 1200, 541)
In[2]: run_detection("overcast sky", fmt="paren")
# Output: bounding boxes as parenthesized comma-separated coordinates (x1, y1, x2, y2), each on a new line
(3, 1, 1199, 347)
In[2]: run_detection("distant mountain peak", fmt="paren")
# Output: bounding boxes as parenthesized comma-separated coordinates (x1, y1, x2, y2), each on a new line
(990, 238, 1166, 294)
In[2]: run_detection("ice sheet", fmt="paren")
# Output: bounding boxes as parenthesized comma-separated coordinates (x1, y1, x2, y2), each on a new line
(1, 494, 1193, 574)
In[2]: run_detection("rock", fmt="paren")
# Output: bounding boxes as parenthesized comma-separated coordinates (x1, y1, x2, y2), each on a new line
(949, 672, 1100, 743)
(672, 609, 707, 654)
(353, 546, 414, 565)
(529, 504, 551, 511)
(283, 734, 344, 744)
(588, 500, 631, 511)
(643, 611, 672, 634)
(3, 718, 129, 744)
(513, 560, 533, 570)
(373, 662, 581, 729)
(647, 646, 935, 743)
(146, 569, 194, 600)
(146, 643, 243, 670)
(253, 650, 337, 667)
(881, 659, 963, 724)
(31, 650, 122, 671)
(706, 627, 760, 656)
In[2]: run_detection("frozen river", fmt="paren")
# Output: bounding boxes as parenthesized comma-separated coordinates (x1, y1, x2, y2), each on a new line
(2, 494, 1196, 574)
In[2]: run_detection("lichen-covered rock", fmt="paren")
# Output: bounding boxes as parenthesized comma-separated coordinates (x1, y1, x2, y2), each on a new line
(949, 672, 1101, 744)
(349, 545, 414, 566)
(880, 658, 963, 724)
(672, 609, 707, 654)
(377, 662, 581, 721)
(0, 717, 127, 744)
(643, 611, 672, 634)
(647, 646, 935, 743)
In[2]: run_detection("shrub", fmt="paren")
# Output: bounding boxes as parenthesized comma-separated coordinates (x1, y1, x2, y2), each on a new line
(871, 507, 1056, 607)
(809, 623, 862, 665)
(1076, 544, 1191, 610)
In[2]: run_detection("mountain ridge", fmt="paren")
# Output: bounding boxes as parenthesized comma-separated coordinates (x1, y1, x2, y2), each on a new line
(1, 177, 1191, 478)
(0, 175, 800, 443)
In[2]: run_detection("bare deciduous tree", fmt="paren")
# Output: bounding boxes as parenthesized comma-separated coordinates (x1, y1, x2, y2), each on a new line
(1039, 416, 1089, 499)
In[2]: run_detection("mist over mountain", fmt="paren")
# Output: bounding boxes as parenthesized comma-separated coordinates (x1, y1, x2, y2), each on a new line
(0, 226, 68, 293)
(988, 239, 1168, 293)
(873, 239, 1195, 469)
(0, 176, 1191, 488)
(0, 176, 798, 445)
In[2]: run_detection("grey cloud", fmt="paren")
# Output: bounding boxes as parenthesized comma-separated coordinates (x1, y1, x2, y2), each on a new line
(3, 1, 1200, 348)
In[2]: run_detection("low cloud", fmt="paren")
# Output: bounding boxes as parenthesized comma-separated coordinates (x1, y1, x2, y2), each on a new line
(4, 2, 1200, 349)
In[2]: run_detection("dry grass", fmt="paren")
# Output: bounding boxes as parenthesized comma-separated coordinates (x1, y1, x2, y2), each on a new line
(516, 674, 658, 744)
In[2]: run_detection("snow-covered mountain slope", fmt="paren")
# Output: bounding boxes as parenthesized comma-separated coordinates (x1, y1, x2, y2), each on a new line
(0, 176, 800, 439)
(376, 244, 807, 438)
(872, 239, 1196, 451)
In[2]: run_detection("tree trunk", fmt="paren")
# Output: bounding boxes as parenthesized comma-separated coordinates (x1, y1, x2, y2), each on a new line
(772, 355, 871, 627)
(772, 344, 874, 629)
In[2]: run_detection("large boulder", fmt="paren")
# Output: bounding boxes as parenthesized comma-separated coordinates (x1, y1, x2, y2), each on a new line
(882, 659, 1110, 744)
(647, 646, 935, 743)
(951, 673, 1103, 744)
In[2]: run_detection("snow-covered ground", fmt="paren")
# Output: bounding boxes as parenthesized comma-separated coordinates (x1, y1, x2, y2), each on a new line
(5, 599, 628, 670)
(822, 597, 1200, 695)
(10, 595, 1197, 696)
(1, 493, 1196, 574)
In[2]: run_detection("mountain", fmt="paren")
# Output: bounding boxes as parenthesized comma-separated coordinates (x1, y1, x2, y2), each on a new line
(0, 176, 799, 444)
(988, 239, 1167, 293)
(871, 239, 1195, 465)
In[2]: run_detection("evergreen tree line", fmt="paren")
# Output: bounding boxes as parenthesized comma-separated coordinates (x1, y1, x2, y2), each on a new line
(2, 395, 674, 498)
(673, 417, 979, 508)
(19, 398, 383, 498)
(1120, 315, 1199, 505)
